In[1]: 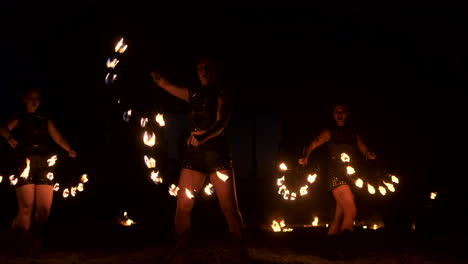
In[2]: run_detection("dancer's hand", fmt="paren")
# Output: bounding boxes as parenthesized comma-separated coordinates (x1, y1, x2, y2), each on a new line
(366, 151, 376, 160)
(7, 137, 17, 148)
(68, 149, 77, 158)
(150, 71, 163, 85)
(298, 157, 308, 165)
(187, 130, 207, 147)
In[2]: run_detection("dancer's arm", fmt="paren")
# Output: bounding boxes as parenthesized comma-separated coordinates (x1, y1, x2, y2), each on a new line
(357, 134, 376, 160)
(0, 118, 19, 148)
(48, 120, 77, 157)
(299, 129, 331, 165)
(150, 72, 189, 102)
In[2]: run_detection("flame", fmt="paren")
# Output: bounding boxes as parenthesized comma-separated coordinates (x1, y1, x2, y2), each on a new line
(378, 186, 387, 195)
(78, 183, 84, 192)
(81, 174, 89, 183)
(47, 155, 58, 167)
(278, 185, 287, 195)
(271, 220, 281, 232)
(63, 188, 70, 198)
(383, 181, 395, 192)
(71, 187, 77, 197)
(216, 171, 229, 182)
(283, 189, 290, 200)
(307, 174, 317, 184)
(9, 175, 17, 186)
(185, 188, 194, 199)
(125, 219, 134, 226)
(282, 228, 293, 232)
(46, 172, 54, 181)
(346, 166, 355, 175)
(300, 185, 308, 196)
(290, 192, 297, 200)
(367, 184, 376, 194)
(363, 225, 368, 229)
(340, 153, 350, 162)
(326, 224, 329, 227)
(114, 38, 128, 53)
(155, 113, 165, 127)
(169, 184, 180, 197)
(106, 58, 119, 69)
(279, 163, 287, 171)
(276, 176, 285, 186)
(54, 183, 60, 191)
(143, 131, 156, 147)
(373, 224, 378, 230)
(204, 183, 214, 195)
(430, 192, 437, 200)
(355, 178, 364, 188)
(123, 110, 132, 122)
(105, 73, 117, 85)
(124, 211, 127, 217)
(140, 117, 148, 127)
(20, 158, 31, 179)
(144, 155, 156, 168)
(150, 171, 162, 184)
(390, 175, 399, 184)
(312, 216, 319, 226)
(0, 175, 2, 183)
(120, 211, 136, 226)
(280, 220, 286, 228)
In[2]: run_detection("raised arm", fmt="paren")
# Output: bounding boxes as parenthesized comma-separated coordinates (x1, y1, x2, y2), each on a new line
(48, 120, 77, 157)
(150, 72, 189, 102)
(190, 95, 232, 146)
(0, 118, 19, 148)
(356, 134, 376, 160)
(299, 129, 332, 165)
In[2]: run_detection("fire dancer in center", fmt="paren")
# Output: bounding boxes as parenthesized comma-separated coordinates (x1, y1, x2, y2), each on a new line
(298, 103, 376, 260)
(151, 55, 247, 263)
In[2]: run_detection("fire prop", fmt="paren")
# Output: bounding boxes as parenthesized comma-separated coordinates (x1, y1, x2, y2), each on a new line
(276, 162, 318, 201)
(271, 219, 293, 232)
(119, 211, 136, 227)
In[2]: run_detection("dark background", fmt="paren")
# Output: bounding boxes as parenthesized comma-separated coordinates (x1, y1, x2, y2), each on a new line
(0, 6, 465, 244)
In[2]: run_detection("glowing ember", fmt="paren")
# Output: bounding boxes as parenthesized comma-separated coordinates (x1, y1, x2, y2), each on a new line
(383, 181, 395, 192)
(276, 176, 285, 186)
(346, 166, 355, 175)
(71, 187, 77, 197)
(279, 163, 287, 171)
(47, 155, 58, 167)
(143, 131, 156, 147)
(155, 113, 165, 127)
(204, 183, 214, 195)
(169, 184, 180, 197)
(185, 189, 195, 199)
(20, 158, 30, 179)
(290, 192, 297, 200)
(81, 174, 89, 183)
(78, 183, 84, 192)
(144, 155, 156, 168)
(216, 171, 229, 182)
(307, 173, 317, 184)
(300, 185, 308, 196)
(271, 220, 281, 232)
(123, 110, 132, 122)
(367, 184, 376, 194)
(105, 73, 117, 85)
(283, 189, 290, 200)
(46, 172, 54, 181)
(378, 186, 387, 195)
(430, 192, 437, 200)
(150, 171, 162, 184)
(9, 175, 17, 186)
(355, 178, 364, 188)
(391, 175, 399, 184)
(114, 38, 128, 53)
(106, 58, 119, 69)
(340, 153, 350, 162)
(278, 185, 287, 195)
(312, 217, 319, 226)
(140, 117, 148, 127)
(53, 183, 60, 191)
(63, 188, 70, 198)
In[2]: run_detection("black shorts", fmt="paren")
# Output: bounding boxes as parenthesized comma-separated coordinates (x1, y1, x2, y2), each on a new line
(16, 155, 55, 187)
(181, 135, 232, 174)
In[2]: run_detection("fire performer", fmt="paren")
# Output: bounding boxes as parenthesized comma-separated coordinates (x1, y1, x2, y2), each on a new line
(298, 103, 376, 260)
(0, 87, 77, 256)
(151, 55, 247, 263)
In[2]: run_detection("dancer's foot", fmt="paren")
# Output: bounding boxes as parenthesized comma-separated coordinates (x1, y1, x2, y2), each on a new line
(320, 234, 346, 261)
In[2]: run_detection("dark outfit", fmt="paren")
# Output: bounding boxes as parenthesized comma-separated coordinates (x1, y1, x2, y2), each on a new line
(10, 111, 56, 187)
(181, 86, 232, 174)
(325, 125, 364, 192)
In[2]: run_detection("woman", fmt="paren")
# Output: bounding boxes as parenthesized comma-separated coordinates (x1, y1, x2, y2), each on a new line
(0, 88, 77, 255)
(151, 55, 246, 263)
(298, 103, 376, 260)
